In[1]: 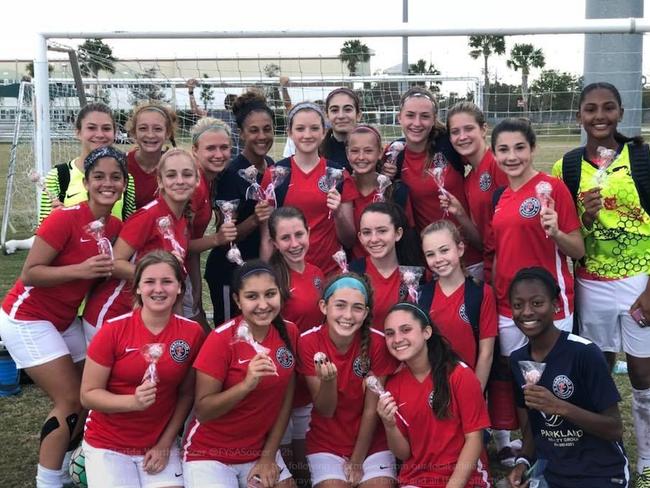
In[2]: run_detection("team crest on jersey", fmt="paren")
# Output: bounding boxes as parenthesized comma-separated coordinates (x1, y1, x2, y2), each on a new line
(313, 276, 322, 291)
(458, 304, 470, 323)
(317, 175, 331, 193)
(432, 152, 448, 169)
(169, 340, 190, 363)
(276, 346, 295, 369)
(479, 172, 492, 191)
(353, 356, 370, 378)
(552, 375, 574, 399)
(427, 390, 435, 408)
(519, 197, 541, 218)
(541, 412, 564, 428)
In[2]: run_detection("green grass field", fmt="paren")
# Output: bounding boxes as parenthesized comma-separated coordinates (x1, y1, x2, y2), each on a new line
(0, 138, 640, 487)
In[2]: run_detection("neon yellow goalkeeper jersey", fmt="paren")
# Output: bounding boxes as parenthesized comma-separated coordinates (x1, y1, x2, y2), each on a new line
(552, 144, 650, 280)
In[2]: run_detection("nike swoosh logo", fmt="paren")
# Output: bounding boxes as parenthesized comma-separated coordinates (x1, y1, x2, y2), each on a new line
(174, 473, 182, 478)
(80, 238, 92, 243)
(379, 465, 391, 470)
(238, 358, 251, 364)
(66, 192, 80, 199)
(125, 347, 139, 353)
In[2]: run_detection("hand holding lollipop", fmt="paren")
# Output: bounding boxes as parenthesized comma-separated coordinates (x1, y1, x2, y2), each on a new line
(238, 166, 264, 201)
(324, 167, 344, 219)
(399, 266, 424, 303)
(366, 373, 409, 427)
(593, 146, 617, 186)
(373, 174, 392, 203)
(84, 218, 114, 259)
(231, 322, 278, 377)
(29, 170, 61, 207)
(264, 166, 291, 207)
(215, 199, 244, 266)
(141, 343, 165, 384)
(332, 248, 349, 274)
(518, 360, 546, 388)
(382, 140, 405, 179)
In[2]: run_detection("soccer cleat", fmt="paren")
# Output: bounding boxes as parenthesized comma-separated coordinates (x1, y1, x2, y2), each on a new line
(637, 466, 650, 488)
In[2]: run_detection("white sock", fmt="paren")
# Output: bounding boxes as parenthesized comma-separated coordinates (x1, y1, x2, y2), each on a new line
(36, 464, 63, 488)
(632, 386, 650, 473)
(60, 450, 73, 483)
(493, 429, 511, 451)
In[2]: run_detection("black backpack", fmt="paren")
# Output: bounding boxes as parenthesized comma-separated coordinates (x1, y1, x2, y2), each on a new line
(561, 143, 650, 216)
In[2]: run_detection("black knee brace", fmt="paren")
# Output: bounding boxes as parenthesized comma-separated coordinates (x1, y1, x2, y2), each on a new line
(40, 416, 60, 445)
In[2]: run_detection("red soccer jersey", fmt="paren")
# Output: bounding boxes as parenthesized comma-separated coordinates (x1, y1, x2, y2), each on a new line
(364, 258, 403, 330)
(297, 324, 399, 457)
(84, 310, 204, 454)
(283, 263, 325, 333)
(428, 281, 497, 370)
(127, 149, 159, 209)
(486, 173, 580, 318)
(386, 363, 491, 488)
(83, 197, 190, 328)
(262, 158, 354, 276)
(400, 148, 481, 265)
(464, 149, 509, 241)
(2, 203, 122, 331)
(190, 168, 213, 240)
(183, 316, 299, 463)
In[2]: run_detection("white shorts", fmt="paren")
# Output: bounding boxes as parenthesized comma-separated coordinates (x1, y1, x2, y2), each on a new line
(82, 318, 99, 346)
(307, 450, 396, 485)
(577, 274, 650, 358)
(498, 313, 574, 357)
(281, 404, 313, 444)
(183, 450, 291, 488)
(83, 441, 183, 488)
(0, 310, 86, 369)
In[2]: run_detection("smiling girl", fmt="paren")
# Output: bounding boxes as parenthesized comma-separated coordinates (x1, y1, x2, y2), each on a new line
(320, 87, 362, 172)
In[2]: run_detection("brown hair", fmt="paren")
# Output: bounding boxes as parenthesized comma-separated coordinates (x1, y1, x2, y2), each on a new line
(132, 250, 185, 308)
(446, 101, 486, 131)
(75, 103, 115, 132)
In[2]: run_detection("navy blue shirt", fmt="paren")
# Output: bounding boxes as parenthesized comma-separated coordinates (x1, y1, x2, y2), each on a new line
(510, 332, 628, 488)
(321, 132, 350, 173)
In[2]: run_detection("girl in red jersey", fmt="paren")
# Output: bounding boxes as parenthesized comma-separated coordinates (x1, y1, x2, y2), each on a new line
(447, 102, 508, 280)
(125, 102, 177, 209)
(260, 102, 356, 276)
(0, 146, 126, 488)
(419, 220, 496, 390)
(320, 87, 362, 172)
(350, 202, 423, 330)
(80, 250, 204, 488)
(378, 302, 491, 488)
(347, 125, 414, 260)
(266, 205, 324, 486)
(82, 148, 199, 341)
(381, 87, 482, 268)
(182, 260, 299, 487)
(186, 118, 238, 327)
(298, 273, 399, 487)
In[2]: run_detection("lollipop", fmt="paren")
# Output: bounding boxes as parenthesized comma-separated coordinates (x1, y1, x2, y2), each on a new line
(593, 146, 617, 186)
(84, 218, 114, 259)
(264, 166, 291, 207)
(399, 266, 424, 303)
(238, 166, 264, 201)
(535, 181, 553, 209)
(518, 360, 546, 387)
(215, 199, 244, 266)
(426, 166, 450, 217)
(313, 352, 328, 363)
(332, 248, 349, 274)
(226, 246, 244, 266)
(365, 373, 410, 427)
(156, 215, 186, 261)
(232, 322, 271, 355)
(324, 167, 344, 219)
(141, 343, 165, 384)
(383, 140, 405, 174)
(373, 174, 392, 203)
(29, 170, 60, 205)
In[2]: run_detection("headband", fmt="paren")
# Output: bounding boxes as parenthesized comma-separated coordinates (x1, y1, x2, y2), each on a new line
(323, 276, 368, 302)
(141, 105, 171, 123)
(287, 102, 326, 127)
(326, 87, 358, 105)
(390, 302, 432, 326)
(350, 124, 382, 145)
(240, 264, 275, 281)
(191, 120, 230, 146)
(400, 91, 436, 108)
(84, 146, 127, 176)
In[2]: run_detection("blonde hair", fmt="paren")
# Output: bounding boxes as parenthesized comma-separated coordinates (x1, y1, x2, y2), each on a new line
(191, 117, 232, 147)
(126, 101, 177, 144)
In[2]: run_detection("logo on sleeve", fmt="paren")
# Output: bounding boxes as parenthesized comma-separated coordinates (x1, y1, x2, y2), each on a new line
(353, 356, 370, 378)
(169, 340, 190, 363)
(519, 197, 541, 218)
(552, 375, 574, 399)
(479, 172, 492, 191)
(276, 346, 295, 369)
(458, 304, 470, 323)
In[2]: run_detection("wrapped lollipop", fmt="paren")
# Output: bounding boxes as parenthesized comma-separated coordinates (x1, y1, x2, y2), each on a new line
(593, 146, 617, 186)
(215, 199, 245, 266)
(332, 248, 349, 274)
(156, 215, 186, 261)
(324, 167, 344, 219)
(518, 360, 546, 388)
(264, 166, 291, 207)
(426, 166, 450, 217)
(238, 166, 264, 201)
(365, 373, 410, 427)
(28, 170, 59, 205)
(313, 352, 328, 363)
(399, 266, 424, 303)
(535, 181, 553, 209)
(383, 140, 405, 175)
(141, 343, 165, 384)
(231, 321, 271, 355)
(84, 218, 114, 259)
(373, 174, 393, 203)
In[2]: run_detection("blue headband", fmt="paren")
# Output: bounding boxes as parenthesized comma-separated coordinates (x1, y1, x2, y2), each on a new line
(323, 276, 368, 302)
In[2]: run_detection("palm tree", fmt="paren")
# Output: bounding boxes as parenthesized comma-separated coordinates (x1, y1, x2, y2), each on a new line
(78, 39, 117, 98)
(25, 61, 54, 79)
(408, 59, 442, 92)
(507, 43, 545, 111)
(339, 40, 371, 76)
(468, 35, 506, 111)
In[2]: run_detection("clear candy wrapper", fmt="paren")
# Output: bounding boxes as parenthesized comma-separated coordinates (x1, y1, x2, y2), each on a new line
(518, 360, 546, 387)
(215, 199, 244, 266)
(313, 351, 328, 363)
(373, 174, 392, 202)
(84, 218, 114, 259)
(141, 342, 165, 384)
(535, 181, 553, 209)
(426, 166, 450, 216)
(29, 170, 59, 204)
(238, 167, 264, 201)
(226, 246, 244, 266)
(365, 373, 410, 427)
(230, 321, 271, 355)
(263, 166, 291, 207)
(593, 146, 617, 186)
(332, 248, 349, 273)
(156, 215, 186, 261)
(324, 167, 344, 192)
(384, 140, 405, 169)
(399, 266, 424, 303)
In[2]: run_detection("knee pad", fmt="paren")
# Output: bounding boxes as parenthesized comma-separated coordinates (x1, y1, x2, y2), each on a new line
(40, 416, 61, 445)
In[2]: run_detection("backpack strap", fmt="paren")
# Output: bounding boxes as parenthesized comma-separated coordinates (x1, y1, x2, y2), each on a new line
(491, 185, 507, 210)
(272, 157, 292, 208)
(417, 280, 435, 314)
(561, 147, 584, 205)
(348, 257, 367, 275)
(627, 142, 650, 216)
(463, 276, 484, 350)
(55, 162, 71, 203)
